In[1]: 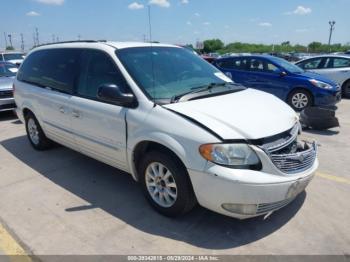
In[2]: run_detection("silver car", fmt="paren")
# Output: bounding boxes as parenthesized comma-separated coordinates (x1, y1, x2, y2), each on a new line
(296, 55, 350, 98)
(0, 62, 17, 112)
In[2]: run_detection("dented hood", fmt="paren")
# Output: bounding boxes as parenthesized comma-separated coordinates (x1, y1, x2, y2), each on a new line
(164, 89, 298, 140)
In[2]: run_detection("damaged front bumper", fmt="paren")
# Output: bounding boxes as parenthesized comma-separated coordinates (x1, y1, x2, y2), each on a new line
(188, 125, 318, 219)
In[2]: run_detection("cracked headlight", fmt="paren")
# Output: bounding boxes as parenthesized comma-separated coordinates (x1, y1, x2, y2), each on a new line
(199, 143, 261, 170)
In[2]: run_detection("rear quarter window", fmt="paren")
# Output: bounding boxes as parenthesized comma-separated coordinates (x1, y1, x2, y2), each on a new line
(333, 58, 350, 68)
(17, 48, 82, 93)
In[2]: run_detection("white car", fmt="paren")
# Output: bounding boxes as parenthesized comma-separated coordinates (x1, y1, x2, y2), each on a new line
(296, 55, 350, 98)
(14, 41, 318, 219)
(0, 52, 25, 66)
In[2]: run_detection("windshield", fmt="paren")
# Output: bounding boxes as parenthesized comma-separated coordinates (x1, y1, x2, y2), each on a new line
(0, 63, 18, 77)
(270, 56, 304, 74)
(3, 53, 25, 61)
(116, 47, 232, 101)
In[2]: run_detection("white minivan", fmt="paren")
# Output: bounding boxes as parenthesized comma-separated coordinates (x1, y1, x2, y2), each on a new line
(14, 41, 318, 219)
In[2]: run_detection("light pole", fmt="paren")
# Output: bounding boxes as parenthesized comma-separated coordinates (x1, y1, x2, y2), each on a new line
(4, 32, 8, 48)
(8, 34, 13, 49)
(20, 33, 24, 52)
(328, 21, 336, 53)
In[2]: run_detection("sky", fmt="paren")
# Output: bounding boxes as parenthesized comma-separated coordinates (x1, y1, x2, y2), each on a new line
(1, 0, 349, 51)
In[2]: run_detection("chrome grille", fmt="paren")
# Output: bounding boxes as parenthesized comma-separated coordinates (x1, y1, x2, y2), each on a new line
(270, 142, 317, 174)
(0, 90, 13, 98)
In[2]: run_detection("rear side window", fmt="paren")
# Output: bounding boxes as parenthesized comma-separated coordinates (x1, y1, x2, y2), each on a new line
(17, 49, 82, 93)
(247, 58, 279, 73)
(217, 58, 247, 70)
(299, 58, 322, 69)
(332, 58, 350, 68)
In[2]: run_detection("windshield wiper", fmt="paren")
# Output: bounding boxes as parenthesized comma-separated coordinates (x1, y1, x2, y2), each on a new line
(171, 82, 235, 103)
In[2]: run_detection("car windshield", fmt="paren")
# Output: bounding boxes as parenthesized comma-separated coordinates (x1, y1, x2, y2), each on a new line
(116, 47, 234, 102)
(3, 53, 25, 61)
(0, 63, 18, 77)
(270, 56, 304, 74)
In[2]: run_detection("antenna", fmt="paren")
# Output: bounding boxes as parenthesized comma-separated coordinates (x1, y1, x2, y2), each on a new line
(148, 5, 156, 106)
(148, 5, 153, 43)
(33, 32, 36, 47)
(35, 27, 40, 46)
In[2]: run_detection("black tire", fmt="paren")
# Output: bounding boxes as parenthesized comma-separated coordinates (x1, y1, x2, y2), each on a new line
(25, 112, 53, 150)
(342, 80, 350, 98)
(139, 151, 197, 217)
(288, 89, 312, 111)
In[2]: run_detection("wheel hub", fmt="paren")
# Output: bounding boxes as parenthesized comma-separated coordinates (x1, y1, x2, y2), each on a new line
(145, 162, 178, 208)
(27, 118, 40, 145)
(292, 93, 308, 109)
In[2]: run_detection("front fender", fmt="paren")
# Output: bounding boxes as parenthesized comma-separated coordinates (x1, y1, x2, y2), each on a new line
(127, 132, 190, 181)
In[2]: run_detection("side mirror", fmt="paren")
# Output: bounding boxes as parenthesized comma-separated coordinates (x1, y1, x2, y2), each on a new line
(97, 84, 135, 107)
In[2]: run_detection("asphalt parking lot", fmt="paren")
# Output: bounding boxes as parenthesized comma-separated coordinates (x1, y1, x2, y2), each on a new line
(0, 100, 349, 257)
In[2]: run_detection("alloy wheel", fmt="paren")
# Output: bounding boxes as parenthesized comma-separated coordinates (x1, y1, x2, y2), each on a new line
(145, 162, 178, 208)
(27, 118, 40, 145)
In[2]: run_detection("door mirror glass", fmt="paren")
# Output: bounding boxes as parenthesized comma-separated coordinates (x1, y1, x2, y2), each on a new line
(97, 84, 135, 107)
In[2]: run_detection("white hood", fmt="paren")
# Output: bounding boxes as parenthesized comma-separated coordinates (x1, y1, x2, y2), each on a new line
(164, 89, 298, 140)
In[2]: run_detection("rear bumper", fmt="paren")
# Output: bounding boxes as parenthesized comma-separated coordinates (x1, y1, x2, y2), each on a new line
(0, 97, 16, 112)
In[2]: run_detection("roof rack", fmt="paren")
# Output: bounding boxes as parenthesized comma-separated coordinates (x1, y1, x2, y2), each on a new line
(34, 40, 107, 48)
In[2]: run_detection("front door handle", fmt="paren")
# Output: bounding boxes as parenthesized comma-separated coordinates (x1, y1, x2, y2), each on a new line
(72, 110, 80, 118)
(59, 106, 65, 114)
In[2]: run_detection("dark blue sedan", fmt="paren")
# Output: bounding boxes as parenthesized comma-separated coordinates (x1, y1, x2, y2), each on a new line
(213, 55, 341, 111)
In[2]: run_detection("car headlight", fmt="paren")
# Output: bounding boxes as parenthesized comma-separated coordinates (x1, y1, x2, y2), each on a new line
(309, 79, 333, 90)
(199, 143, 261, 169)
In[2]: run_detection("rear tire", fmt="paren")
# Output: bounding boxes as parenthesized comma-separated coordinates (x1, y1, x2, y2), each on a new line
(139, 151, 196, 217)
(288, 89, 312, 111)
(342, 80, 350, 98)
(25, 112, 53, 150)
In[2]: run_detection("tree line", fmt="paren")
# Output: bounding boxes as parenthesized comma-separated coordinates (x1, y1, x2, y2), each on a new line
(201, 39, 350, 54)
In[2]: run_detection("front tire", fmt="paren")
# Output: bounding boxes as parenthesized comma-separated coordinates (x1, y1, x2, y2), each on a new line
(342, 80, 350, 98)
(139, 151, 196, 217)
(288, 89, 312, 111)
(25, 112, 53, 150)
